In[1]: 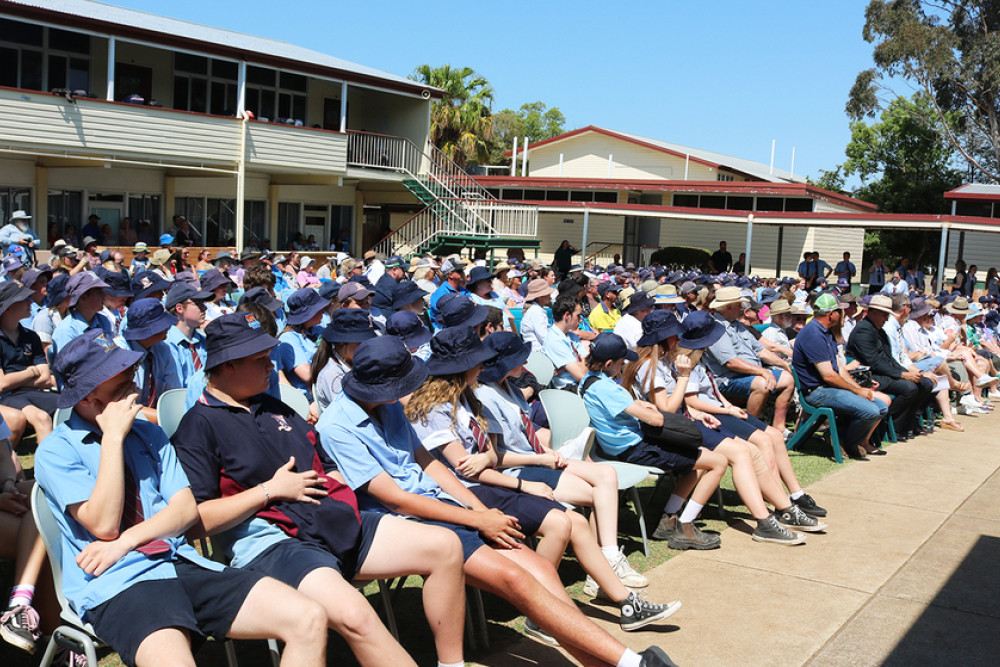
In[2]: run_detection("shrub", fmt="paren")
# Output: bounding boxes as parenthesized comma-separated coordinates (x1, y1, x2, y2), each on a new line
(649, 246, 711, 271)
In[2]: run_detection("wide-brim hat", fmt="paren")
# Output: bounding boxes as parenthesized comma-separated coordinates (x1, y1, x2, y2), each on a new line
(678, 311, 725, 350)
(479, 331, 532, 383)
(590, 332, 638, 362)
(239, 249, 260, 262)
(709, 286, 747, 310)
(868, 294, 895, 314)
(767, 299, 793, 316)
(392, 280, 428, 310)
(424, 325, 497, 376)
(20, 267, 52, 291)
(440, 295, 488, 329)
(0, 281, 35, 316)
(637, 310, 681, 347)
(67, 271, 110, 307)
(199, 268, 234, 293)
(123, 298, 176, 341)
(205, 312, 279, 370)
(386, 311, 431, 349)
(286, 288, 329, 326)
(212, 250, 233, 264)
(323, 308, 378, 344)
(239, 286, 283, 312)
(164, 282, 212, 310)
(150, 249, 170, 266)
(55, 331, 144, 409)
(132, 242, 149, 254)
(523, 278, 552, 303)
(909, 299, 933, 320)
(557, 278, 583, 299)
(945, 296, 971, 315)
(131, 271, 172, 299)
(624, 291, 654, 315)
(342, 336, 430, 403)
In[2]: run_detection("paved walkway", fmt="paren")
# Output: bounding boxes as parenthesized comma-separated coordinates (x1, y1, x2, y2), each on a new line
(476, 409, 1000, 666)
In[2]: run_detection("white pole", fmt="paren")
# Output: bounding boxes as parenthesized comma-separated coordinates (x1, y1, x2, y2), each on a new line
(558, 153, 564, 177)
(521, 138, 528, 177)
(607, 154, 613, 178)
(790, 146, 796, 180)
(340, 82, 348, 132)
(937, 225, 949, 293)
(236, 61, 246, 118)
(769, 140, 775, 175)
(582, 208, 590, 264)
(235, 116, 247, 251)
(745, 213, 754, 269)
(106, 37, 115, 101)
(510, 137, 518, 176)
(684, 154, 689, 180)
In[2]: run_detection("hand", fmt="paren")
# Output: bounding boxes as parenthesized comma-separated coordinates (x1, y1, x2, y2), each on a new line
(551, 451, 568, 469)
(0, 489, 28, 515)
(700, 414, 721, 429)
(95, 393, 142, 443)
(728, 405, 748, 419)
(902, 370, 922, 383)
(760, 371, 777, 391)
(306, 402, 319, 425)
(522, 480, 555, 500)
(266, 457, 327, 504)
(535, 452, 559, 469)
(456, 452, 493, 477)
(474, 508, 523, 549)
(76, 537, 133, 576)
(871, 380, 880, 390)
(674, 354, 693, 377)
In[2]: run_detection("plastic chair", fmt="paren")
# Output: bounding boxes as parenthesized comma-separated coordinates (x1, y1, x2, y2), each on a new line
(156, 388, 190, 439)
(53, 407, 73, 427)
(785, 367, 842, 463)
(31, 484, 106, 667)
(524, 351, 555, 388)
(278, 384, 311, 420)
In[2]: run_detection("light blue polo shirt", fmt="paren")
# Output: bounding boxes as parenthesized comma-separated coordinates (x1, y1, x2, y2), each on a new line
(275, 330, 318, 399)
(164, 325, 207, 386)
(33, 412, 220, 619)
(543, 325, 584, 389)
(51, 310, 113, 358)
(705, 314, 764, 380)
(129, 340, 184, 407)
(317, 393, 451, 510)
(579, 371, 642, 456)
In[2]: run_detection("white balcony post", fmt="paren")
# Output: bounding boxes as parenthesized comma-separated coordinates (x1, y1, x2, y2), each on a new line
(745, 213, 754, 270)
(340, 82, 348, 132)
(235, 116, 247, 250)
(937, 225, 948, 293)
(582, 208, 590, 265)
(521, 138, 528, 176)
(106, 37, 115, 101)
(236, 61, 246, 118)
(510, 137, 518, 176)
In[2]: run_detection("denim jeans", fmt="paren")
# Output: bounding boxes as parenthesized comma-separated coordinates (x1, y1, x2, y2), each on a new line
(805, 386, 888, 450)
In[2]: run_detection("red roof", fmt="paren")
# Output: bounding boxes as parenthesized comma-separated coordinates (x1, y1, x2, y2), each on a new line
(944, 185, 1000, 202)
(502, 126, 718, 168)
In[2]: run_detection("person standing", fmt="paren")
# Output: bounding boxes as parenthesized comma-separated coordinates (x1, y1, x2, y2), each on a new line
(709, 242, 733, 273)
(553, 240, 578, 278)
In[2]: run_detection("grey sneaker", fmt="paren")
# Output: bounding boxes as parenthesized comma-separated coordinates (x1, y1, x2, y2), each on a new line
(1, 604, 40, 654)
(639, 646, 681, 667)
(752, 514, 806, 545)
(792, 492, 827, 518)
(524, 618, 559, 646)
(667, 521, 721, 550)
(651, 513, 676, 541)
(776, 504, 828, 532)
(606, 546, 649, 587)
(619, 591, 682, 631)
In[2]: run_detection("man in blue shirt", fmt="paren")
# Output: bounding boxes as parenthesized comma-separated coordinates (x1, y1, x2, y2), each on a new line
(0, 210, 39, 258)
(543, 296, 588, 389)
(428, 257, 468, 324)
(833, 252, 856, 288)
(34, 330, 327, 667)
(792, 293, 888, 459)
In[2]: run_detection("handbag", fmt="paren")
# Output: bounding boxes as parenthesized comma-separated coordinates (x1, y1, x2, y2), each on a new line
(638, 411, 703, 454)
(849, 365, 874, 388)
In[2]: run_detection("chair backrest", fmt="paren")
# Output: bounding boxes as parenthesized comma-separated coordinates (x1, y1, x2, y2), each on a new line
(539, 389, 592, 452)
(312, 384, 323, 417)
(524, 351, 555, 388)
(788, 366, 819, 412)
(53, 406, 73, 427)
(31, 483, 90, 629)
(279, 383, 311, 420)
(156, 388, 189, 439)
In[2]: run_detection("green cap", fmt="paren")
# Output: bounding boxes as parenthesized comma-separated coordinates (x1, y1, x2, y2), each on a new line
(813, 292, 841, 313)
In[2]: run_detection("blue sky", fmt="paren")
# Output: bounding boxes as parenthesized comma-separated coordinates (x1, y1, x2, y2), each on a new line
(110, 0, 892, 181)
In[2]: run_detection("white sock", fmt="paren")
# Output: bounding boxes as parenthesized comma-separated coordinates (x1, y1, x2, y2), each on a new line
(617, 649, 642, 667)
(790, 490, 804, 501)
(9, 584, 34, 608)
(601, 546, 620, 560)
(663, 493, 686, 515)
(678, 500, 704, 524)
(438, 661, 464, 667)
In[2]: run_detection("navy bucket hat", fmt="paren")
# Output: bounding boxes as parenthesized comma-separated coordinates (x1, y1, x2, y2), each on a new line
(478, 332, 531, 384)
(164, 282, 211, 310)
(0, 281, 35, 317)
(636, 310, 681, 347)
(439, 295, 488, 329)
(239, 286, 282, 312)
(392, 281, 428, 311)
(425, 326, 497, 376)
(102, 271, 134, 298)
(199, 268, 233, 293)
(322, 308, 378, 344)
(131, 271, 172, 300)
(285, 288, 328, 326)
(205, 311, 280, 370)
(386, 311, 431, 349)
(54, 330, 144, 409)
(46, 274, 70, 307)
(678, 310, 725, 349)
(342, 335, 429, 403)
(123, 298, 176, 341)
(66, 271, 109, 307)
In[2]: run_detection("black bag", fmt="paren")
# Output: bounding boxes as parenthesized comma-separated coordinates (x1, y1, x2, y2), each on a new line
(639, 412, 704, 454)
(849, 366, 874, 388)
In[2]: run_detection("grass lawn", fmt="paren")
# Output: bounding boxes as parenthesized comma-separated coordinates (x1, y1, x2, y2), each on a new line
(2, 432, 846, 666)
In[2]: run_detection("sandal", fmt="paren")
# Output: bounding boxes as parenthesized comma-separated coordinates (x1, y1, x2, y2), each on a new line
(941, 420, 965, 432)
(953, 381, 972, 393)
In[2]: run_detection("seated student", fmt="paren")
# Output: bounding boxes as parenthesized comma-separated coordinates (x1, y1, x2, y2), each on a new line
(32, 273, 70, 348)
(614, 290, 655, 350)
(476, 332, 651, 590)
(34, 330, 328, 667)
(0, 282, 57, 443)
(129, 243, 150, 275)
(405, 326, 677, 629)
(275, 288, 327, 401)
(19, 266, 51, 329)
(519, 279, 554, 352)
(51, 272, 114, 357)
(543, 295, 589, 390)
(200, 269, 236, 322)
(172, 313, 466, 667)
(163, 282, 211, 385)
(312, 309, 377, 412)
(130, 270, 171, 303)
(386, 311, 432, 361)
(622, 311, 822, 546)
(318, 336, 679, 667)
(99, 271, 134, 336)
(122, 298, 184, 422)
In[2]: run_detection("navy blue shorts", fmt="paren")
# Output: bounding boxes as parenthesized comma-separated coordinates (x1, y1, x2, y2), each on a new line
(508, 466, 563, 488)
(715, 413, 768, 441)
(616, 440, 697, 474)
(0, 388, 58, 414)
(86, 559, 263, 667)
(469, 485, 564, 536)
(695, 421, 736, 450)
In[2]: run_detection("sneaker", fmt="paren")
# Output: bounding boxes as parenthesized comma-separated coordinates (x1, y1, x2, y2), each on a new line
(606, 546, 649, 588)
(782, 428, 794, 443)
(639, 646, 681, 667)
(752, 514, 806, 545)
(651, 513, 675, 541)
(523, 618, 559, 646)
(667, 522, 721, 550)
(792, 493, 828, 517)
(559, 427, 595, 461)
(975, 374, 997, 387)
(619, 591, 682, 631)
(1, 604, 40, 654)
(776, 505, 828, 532)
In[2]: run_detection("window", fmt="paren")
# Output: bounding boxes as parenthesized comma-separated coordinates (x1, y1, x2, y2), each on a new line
(570, 191, 594, 202)
(47, 190, 83, 243)
(700, 195, 725, 209)
(0, 186, 31, 226)
(755, 197, 784, 212)
(278, 202, 301, 249)
(955, 201, 993, 218)
(593, 191, 618, 203)
(545, 190, 569, 201)
(243, 64, 308, 123)
(115, 63, 153, 102)
(0, 19, 90, 93)
(205, 198, 236, 246)
(783, 198, 813, 212)
(672, 194, 699, 208)
(726, 196, 753, 211)
(329, 205, 352, 252)
(128, 194, 161, 238)
(173, 55, 238, 116)
(523, 190, 546, 201)
(717, 173, 735, 182)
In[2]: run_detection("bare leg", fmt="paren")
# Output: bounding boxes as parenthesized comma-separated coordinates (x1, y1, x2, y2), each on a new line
(763, 426, 802, 495)
(772, 372, 794, 428)
(533, 508, 573, 566)
(227, 577, 327, 667)
(134, 627, 196, 667)
(21, 407, 51, 443)
(555, 461, 619, 547)
(713, 439, 770, 519)
(746, 384, 768, 417)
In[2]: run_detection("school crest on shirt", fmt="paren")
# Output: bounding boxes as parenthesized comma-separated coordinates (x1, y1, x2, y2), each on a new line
(272, 415, 292, 432)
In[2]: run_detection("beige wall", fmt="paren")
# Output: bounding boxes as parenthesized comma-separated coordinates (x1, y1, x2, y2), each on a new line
(0, 158, 36, 187)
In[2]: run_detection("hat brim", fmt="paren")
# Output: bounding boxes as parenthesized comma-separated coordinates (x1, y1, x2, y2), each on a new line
(478, 340, 532, 384)
(123, 310, 176, 341)
(205, 333, 279, 370)
(286, 299, 329, 326)
(868, 304, 895, 315)
(57, 347, 144, 409)
(637, 325, 680, 348)
(322, 327, 378, 344)
(679, 320, 725, 350)
(708, 297, 746, 310)
(624, 298, 654, 315)
(400, 329, 432, 350)
(424, 346, 497, 376)
(0, 285, 36, 315)
(653, 295, 685, 304)
(342, 357, 429, 403)
(945, 304, 969, 315)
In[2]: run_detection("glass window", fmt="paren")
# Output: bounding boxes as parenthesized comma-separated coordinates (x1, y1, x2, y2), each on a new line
(128, 195, 161, 238)
(0, 19, 42, 46)
(0, 47, 17, 87)
(783, 198, 813, 212)
(672, 194, 699, 208)
(523, 190, 545, 200)
(47, 190, 83, 244)
(756, 197, 784, 212)
(48, 28, 89, 55)
(175, 53, 208, 74)
(329, 205, 352, 252)
(211, 59, 237, 81)
(47, 54, 66, 90)
(277, 202, 301, 250)
(20, 49, 41, 91)
(173, 197, 205, 238)
(570, 191, 594, 202)
(247, 65, 275, 87)
(280, 72, 307, 92)
(700, 195, 725, 209)
(593, 191, 618, 203)
(0, 187, 31, 226)
(726, 196, 753, 211)
(545, 190, 569, 201)
(206, 198, 236, 246)
(244, 200, 267, 246)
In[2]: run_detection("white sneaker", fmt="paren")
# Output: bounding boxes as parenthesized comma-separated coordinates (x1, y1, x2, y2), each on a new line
(782, 428, 793, 443)
(988, 390, 1000, 399)
(606, 546, 649, 588)
(560, 427, 595, 461)
(582, 574, 600, 598)
(975, 375, 997, 387)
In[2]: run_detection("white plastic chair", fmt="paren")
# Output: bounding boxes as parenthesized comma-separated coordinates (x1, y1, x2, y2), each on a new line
(278, 384, 311, 420)
(524, 351, 555, 388)
(156, 388, 189, 439)
(53, 407, 73, 428)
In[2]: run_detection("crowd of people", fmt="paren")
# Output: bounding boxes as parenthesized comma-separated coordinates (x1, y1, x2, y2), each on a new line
(2, 221, 999, 666)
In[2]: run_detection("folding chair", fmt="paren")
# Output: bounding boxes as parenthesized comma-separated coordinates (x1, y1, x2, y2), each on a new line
(156, 388, 189, 439)
(785, 367, 843, 463)
(278, 384, 311, 420)
(524, 351, 555, 388)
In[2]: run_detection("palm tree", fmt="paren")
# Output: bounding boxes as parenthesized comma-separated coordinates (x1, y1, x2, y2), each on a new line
(411, 65, 494, 168)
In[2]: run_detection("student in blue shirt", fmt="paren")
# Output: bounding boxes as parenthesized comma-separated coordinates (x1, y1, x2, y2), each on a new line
(163, 282, 211, 386)
(18, 267, 50, 329)
(121, 298, 184, 422)
(32, 273, 69, 348)
(276, 288, 327, 401)
(543, 296, 588, 390)
(34, 330, 327, 667)
(51, 271, 114, 358)
(318, 335, 679, 667)
(0, 282, 56, 445)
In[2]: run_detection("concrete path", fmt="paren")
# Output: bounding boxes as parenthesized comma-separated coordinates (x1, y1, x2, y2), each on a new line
(475, 409, 1000, 666)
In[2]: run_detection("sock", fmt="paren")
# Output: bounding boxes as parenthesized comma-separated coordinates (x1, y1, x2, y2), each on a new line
(601, 546, 619, 560)
(9, 584, 34, 608)
(790, 490, 804, 501)
(618, 649, 642, 667)
(663, 493, 686, 515)
(438, 661, 464, 667)
(678, 500, 704, 524)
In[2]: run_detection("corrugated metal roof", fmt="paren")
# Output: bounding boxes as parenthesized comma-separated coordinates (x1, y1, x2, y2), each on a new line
(3, 0, 431, 92)
(950, 184, 1000, 195)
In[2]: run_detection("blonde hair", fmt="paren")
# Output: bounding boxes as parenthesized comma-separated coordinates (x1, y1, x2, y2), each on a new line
(621, 342, 666, 399)
(404, 372, 488, 432)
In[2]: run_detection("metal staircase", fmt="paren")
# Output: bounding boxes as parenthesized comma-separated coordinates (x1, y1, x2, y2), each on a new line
(347, 131, 538, 256)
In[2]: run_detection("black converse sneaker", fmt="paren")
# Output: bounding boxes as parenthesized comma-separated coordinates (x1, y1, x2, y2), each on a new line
(777, 504, 828, 532)
(752, 514, 806, 545)
(618, 591, 682, 631)
(792, 493, 828, 517)
(639, 646, 681, 667)
(1, 604, 40, 654)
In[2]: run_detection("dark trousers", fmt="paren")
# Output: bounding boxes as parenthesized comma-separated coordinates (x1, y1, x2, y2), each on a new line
(868, 284, 884, 295)
(873, 375, 935, 432)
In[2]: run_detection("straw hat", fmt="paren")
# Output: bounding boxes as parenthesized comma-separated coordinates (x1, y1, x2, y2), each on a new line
(523, 278, 552, 303)
(945, 296, 971, 315)
(867, 294, 895, 314)
(150, 249, 170, 266)
(768, 299, 792, 316)
(708, 286, 747, 310)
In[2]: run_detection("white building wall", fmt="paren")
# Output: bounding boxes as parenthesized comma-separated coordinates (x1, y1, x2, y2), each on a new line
(946, 231, 1000, 275)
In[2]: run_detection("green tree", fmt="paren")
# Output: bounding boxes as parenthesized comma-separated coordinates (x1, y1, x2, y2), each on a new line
(848, 0, 1000, 182)
(410, 65, 495, 167)
(489, 102, 566, 164)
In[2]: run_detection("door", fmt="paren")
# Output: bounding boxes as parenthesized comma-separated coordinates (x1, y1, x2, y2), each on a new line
(88, 198, 124, 245)
(303, 205, 328, 251)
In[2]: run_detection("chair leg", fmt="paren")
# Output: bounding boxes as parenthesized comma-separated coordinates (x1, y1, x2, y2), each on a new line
(470, 586, 489, 651)
(464, 595, 476, 651)
(223, 639, 240, 667)
(628, 486, 650, 558)
(786, 412, 820, 451)
(377, 579, 400, 640)
(886, 415, 898, 443)
(826, 413, 842, 464)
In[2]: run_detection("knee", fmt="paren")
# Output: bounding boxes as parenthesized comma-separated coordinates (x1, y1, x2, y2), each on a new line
(597, 464, 618, 489)
(540, 510, 572, 540)
(293, 600, 328, 643)
(328, 594, 380, 639)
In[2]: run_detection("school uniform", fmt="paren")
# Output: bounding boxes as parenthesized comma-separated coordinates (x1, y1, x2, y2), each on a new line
(542, 325, 584, 389)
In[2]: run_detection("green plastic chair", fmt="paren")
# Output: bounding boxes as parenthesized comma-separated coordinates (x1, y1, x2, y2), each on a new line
(524, 351, 555, 388)
(786, 367, 843, 462)
(156, 388, 189, 439)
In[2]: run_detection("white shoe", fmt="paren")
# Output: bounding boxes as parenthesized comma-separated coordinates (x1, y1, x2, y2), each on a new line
(560, 427, 595, 461)
(606, 546, 649, 588)
(975, 375, 997, 387)
(782, 428, 793, 443)
(988, 390, 1000, 399)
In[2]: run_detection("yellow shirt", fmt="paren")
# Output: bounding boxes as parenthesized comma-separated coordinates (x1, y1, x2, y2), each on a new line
(588, 305, 621, 331)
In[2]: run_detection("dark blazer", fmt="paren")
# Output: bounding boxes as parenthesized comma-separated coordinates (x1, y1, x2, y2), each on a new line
(845, 317, 906, 379)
